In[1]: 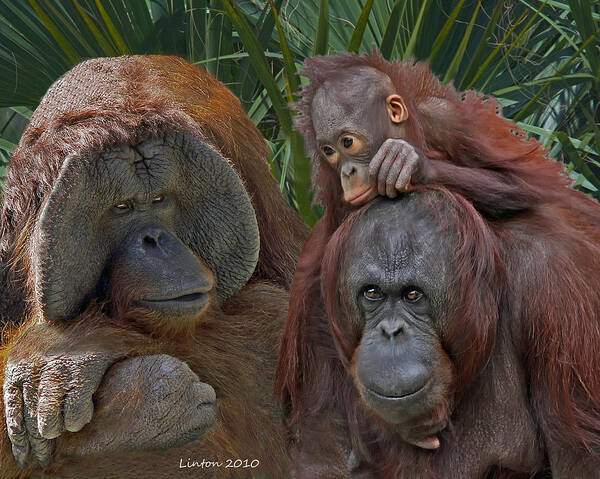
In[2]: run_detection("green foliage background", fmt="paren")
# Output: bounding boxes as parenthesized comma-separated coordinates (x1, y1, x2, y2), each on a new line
(0, 0, 598, 225)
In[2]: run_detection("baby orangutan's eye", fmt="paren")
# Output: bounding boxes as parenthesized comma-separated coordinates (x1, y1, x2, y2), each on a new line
(323, 145, 336, 156)
(321, 145, 339, 165)
(339, 135, 365, 155)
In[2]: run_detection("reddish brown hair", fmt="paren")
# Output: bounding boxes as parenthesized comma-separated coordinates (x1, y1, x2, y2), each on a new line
(0, 55, 308, 323)
(321, 191, 502, 394)
(277, 49, 573, 414)
(293, 49, 569, 211)
(0, 55, 308, 478)
(277, 50, 600, 474)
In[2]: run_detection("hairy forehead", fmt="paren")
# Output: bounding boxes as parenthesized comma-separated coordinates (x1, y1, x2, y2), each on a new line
(310, 66, 395, 141)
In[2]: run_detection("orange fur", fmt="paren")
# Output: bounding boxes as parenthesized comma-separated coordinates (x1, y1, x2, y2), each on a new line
(0, 56, 309, 478)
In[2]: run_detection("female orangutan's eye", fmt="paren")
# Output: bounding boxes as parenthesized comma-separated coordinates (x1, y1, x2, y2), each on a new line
(403, 288, 423, 303)
(364, 286, 385, 301)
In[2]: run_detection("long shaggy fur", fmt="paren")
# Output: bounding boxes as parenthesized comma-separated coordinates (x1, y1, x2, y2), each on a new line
(0, 56, 309, 478)
(276, 50, 600, 476)
(0, 55, 308, 324)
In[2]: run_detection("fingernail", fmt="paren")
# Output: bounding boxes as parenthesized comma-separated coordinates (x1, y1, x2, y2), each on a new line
(12, 444, 29, 469)
(6, 422, 24, 436)
(6, 412, 25, 433)
(31, 438, 53, 468)
(38, 454, 52, 468)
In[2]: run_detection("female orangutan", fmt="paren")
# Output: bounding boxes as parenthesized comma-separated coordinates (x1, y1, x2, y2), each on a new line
(277, 50, 600, 477)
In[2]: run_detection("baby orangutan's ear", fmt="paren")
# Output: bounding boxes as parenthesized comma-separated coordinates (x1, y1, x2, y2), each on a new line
(386, 94, 409, 124)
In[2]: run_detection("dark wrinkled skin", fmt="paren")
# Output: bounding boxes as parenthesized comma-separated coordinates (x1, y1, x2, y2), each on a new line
(329, 196, 543, 477)
(59, 355, 217, 457)
(36, 132, 259, 323)
(4, 131, 259, 469)
(342, 199, 454, 450)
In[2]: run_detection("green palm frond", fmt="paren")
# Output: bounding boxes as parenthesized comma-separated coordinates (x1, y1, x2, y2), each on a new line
(0, 0, 598, 219)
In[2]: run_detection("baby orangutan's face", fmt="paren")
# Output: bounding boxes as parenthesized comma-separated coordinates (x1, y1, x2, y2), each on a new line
(310, 67, 409, 206)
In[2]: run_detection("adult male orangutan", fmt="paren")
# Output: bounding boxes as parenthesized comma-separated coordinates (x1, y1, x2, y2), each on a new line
(0, 55, 308, 478)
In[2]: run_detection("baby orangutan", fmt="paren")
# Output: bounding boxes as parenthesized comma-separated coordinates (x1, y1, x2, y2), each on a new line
(278, 50, 587, 476)
(310, 65, 416, 205)
(294, 50, 558, 216)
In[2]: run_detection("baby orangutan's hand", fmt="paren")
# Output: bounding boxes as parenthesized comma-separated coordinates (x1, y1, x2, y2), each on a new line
(368, 139, 423, 199)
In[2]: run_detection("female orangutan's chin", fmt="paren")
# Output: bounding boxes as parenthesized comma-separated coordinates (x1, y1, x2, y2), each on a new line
(352, 345, 455, 450)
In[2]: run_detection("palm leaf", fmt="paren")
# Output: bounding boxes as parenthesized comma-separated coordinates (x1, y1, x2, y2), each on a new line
(0, 0, 597, 220)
